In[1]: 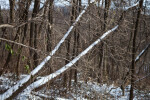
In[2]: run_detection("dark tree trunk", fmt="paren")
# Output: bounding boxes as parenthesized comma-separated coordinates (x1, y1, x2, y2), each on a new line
(9, 0, 15, 23)
(16, 0, 32, 77)
(0, 0, 16, 76)
(47, 0, 54, 52)
(29, 0, 40, 67)
(129, 0, 143, 100)
(98, 0, 111, 83)
(69, 0, 81, 87)
(64, 0, 76, 88)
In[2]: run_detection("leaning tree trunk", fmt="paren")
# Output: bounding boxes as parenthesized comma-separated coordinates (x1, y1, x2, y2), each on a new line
(129, 0, 143, 100)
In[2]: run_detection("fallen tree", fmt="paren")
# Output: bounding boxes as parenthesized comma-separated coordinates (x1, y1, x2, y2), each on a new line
(0, 1, 140, 99)
(22, 0, 140, 96)
(0, 0, 95, 100)
(23, 25, 118, 93)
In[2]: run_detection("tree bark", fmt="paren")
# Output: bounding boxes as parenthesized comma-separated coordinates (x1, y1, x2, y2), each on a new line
(129, 0, 143, 99)
(16, 0, 32, 77)
(9, 0, 15, 23)
(64, 0, 76, 88)
(47, 0, 54, 52)
(98, 0, 111, 83)
(29, 0, 40, 67)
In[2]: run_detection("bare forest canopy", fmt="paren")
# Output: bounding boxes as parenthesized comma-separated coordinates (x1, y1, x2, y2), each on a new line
(1, 0, 150, 9)
(0, 0, 150, 100)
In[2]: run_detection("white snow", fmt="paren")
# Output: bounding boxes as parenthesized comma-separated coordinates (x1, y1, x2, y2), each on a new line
(0, 1, 149, 100)
(24, 25, 118, 93)
(123, 2, 139, 10)
(0, 74, 149, 99)
(21, 1, 143, 96)
(135, 43, 150, 62)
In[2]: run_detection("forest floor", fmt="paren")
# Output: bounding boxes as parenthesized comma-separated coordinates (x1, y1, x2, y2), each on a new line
(0, 73, 150, 100)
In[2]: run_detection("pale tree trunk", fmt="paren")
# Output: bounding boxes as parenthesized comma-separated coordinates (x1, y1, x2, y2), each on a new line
(129, 0, 143, 99)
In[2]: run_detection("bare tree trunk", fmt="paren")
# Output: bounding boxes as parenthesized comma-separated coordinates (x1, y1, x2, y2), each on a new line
(33, 23, 39, 67)
(0, 6, 5, 46)
(0, 0, 16, 76)
(69, 0, 81, 87)
(64, 0, 76, 88)
(47, 0, 54, 52)
(0, 6, 2, 24)
(98, 0, 111, 83)
(16, 0, 32, 77)
(75, 0, 81, 84)
(129, 0, 143, 99)
(0, 6, 6, 60)
(29, 0, 40, 68)
(9, 0, 15, 23)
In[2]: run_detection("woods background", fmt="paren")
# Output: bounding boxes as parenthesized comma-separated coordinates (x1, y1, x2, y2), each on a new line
(0, 0, 150, 99)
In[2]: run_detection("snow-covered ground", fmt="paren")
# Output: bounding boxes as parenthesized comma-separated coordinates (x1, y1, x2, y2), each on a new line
(0, 74, 150, 100)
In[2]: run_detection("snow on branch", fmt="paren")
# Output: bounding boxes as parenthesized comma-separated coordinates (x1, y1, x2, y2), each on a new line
(0, 1, 139, 99)
(123, 2, 139, 11)
(24, 25, 118, 93)
(135, 43, 150, 62)
(31, 92, 53, 99)
(135, 73, 150, 83)
(0, 24, 14, 28)
(22, 1, 140, 93)
(0, 2, 93, 100)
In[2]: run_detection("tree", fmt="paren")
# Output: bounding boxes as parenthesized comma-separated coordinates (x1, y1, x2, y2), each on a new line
(29, 0, 40, 67)
(129, 0, 143, 99)
(9, 0, 15, 23)
(47, 0, 54, 52)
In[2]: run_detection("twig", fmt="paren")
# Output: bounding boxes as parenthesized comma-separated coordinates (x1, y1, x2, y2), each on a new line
(134, 73, 150, 83)
(0, 37, 42, 53)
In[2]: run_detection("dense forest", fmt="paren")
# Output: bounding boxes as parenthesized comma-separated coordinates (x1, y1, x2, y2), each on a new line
(0, 0, 150, 99)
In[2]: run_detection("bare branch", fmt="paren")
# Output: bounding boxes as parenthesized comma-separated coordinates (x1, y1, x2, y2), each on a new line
(0, 2, 93, 99)
(135, 43, 150, 62)
(24, 25, 118, 93)
(0, 24, 14, 28)
(0, 37, 42, 53)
